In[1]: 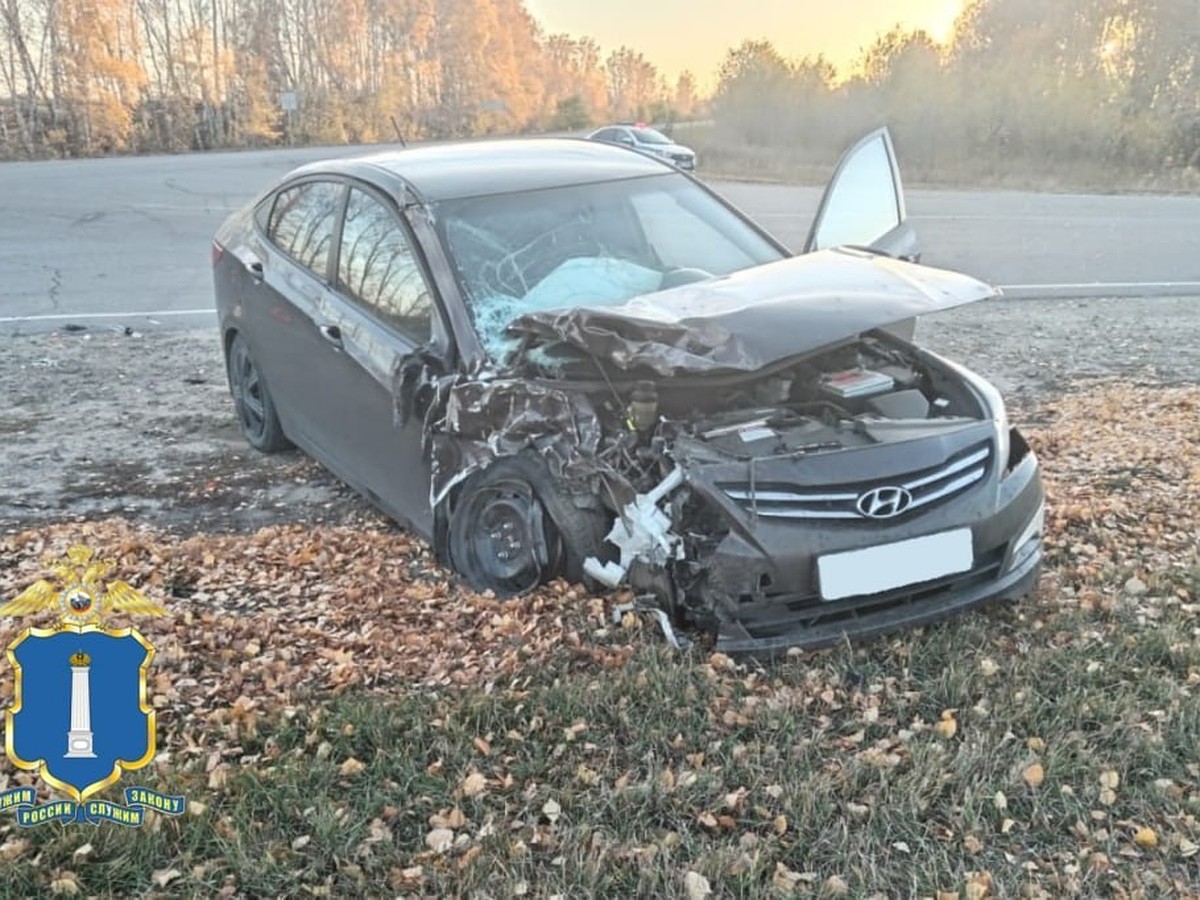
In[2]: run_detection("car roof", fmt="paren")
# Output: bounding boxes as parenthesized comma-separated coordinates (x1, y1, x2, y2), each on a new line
(285, 138, 672, 203)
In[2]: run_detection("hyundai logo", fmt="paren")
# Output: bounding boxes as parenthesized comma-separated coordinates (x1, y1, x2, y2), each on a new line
(856, 485, 913, 519)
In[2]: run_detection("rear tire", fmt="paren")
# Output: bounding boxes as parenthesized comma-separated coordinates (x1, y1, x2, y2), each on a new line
(226, 332, 290, 453)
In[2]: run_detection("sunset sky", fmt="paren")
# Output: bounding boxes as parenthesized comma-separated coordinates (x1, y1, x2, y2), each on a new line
(524, 0, 967, 86)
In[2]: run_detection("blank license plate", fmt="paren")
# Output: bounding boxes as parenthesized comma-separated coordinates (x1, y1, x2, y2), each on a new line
(818, 529, 973, 601)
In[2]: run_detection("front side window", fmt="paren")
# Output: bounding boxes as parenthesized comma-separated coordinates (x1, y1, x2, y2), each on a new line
(337, 188, 433, 342)
(268, 181, 343, 276)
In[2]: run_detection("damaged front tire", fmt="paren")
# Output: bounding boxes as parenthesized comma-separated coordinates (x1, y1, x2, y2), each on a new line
(445, 455, 607, 597)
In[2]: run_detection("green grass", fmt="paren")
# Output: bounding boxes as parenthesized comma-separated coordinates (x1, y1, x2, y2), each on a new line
(3, 580, 1199, 898)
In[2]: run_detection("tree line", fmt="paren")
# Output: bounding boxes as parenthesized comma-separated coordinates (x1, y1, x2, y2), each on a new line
(0, 0, 696, 158)
(3, 0, 1197, 183)
(711, 0, 1200, 182)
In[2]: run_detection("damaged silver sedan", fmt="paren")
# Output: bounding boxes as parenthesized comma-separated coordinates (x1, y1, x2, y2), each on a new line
(212, 130, 1043, 653)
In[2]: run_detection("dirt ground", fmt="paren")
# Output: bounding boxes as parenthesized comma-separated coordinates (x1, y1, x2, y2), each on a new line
(2, 294, 1199, 535)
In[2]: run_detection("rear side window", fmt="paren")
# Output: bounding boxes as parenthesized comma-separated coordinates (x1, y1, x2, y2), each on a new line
(268, 181, 343, 277)
(337, 188, 433, 342)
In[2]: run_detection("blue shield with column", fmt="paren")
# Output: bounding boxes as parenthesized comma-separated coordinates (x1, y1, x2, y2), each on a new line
(6, 626, 155, 802)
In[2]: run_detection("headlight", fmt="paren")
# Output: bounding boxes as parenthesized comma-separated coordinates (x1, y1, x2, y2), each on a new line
(950, 363, 1009, 468)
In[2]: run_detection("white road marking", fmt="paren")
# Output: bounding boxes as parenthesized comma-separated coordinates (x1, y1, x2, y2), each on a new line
(752, 211, 1200, 223)
(0, 309, 215, 323)
(1001, 281, 1200, 291)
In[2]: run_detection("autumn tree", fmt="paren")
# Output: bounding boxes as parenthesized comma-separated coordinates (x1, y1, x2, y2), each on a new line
(713, 40, 804, 145)
(673, 70, 698, 119)
(52, 0, 148, 152)
(542, 33, 608, 126)
(605, 46, 662, 121)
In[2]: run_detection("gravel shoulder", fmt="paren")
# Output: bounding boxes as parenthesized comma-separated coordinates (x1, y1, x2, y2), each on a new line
(2, 295, 1198, 534)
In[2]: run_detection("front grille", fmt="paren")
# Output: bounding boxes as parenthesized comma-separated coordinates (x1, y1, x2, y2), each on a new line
(719, 441, 991, 520)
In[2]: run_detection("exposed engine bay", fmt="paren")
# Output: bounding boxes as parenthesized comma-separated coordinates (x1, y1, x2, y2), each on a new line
(560, 333, 985, 582)
(580, 333, 984, 489)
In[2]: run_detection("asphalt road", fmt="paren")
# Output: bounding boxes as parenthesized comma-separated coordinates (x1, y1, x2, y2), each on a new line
(3, 142, 1200, 335)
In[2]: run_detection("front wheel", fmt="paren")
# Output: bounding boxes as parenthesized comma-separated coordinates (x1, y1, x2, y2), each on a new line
(445, 454, 612, 596)
(226, 332, 290, 453)
(448, 473, 562, 596)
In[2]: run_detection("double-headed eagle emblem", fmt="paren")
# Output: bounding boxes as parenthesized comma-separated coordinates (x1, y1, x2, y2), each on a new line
(0, 545, 165, 626)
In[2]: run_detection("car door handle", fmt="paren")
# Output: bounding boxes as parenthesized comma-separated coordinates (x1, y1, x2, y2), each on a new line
(318, 323, 343, 349)
(245, 259, 264, 280)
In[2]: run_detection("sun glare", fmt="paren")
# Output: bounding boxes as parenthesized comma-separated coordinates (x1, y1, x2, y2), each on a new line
(928, 0, 964, 44)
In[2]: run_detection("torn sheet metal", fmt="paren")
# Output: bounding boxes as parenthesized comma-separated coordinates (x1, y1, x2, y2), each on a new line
(427, 378, 603, 507)
(508, 249, 998, 376)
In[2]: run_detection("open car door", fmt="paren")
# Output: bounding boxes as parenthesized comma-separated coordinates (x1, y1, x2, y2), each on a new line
(803, 127, 919, 262)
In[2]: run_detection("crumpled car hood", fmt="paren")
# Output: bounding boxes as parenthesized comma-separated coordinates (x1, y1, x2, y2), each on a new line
(507, 248, 999, 376)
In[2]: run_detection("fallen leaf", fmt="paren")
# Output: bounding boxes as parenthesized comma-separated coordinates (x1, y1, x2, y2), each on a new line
(460, 771, 487, 797)
(1134, 827, 1158, 849)
(339, 757, 366, 777)
(773, 862, 803, 892)
(935, 709, 958, 739)
(1023, 763, 1045, 788)
(0, 838, 31, 862)
(430, 807, 467, 829)
(49, 874, 81, 896)
(822, 874, 850, 896)
(425, 828, 454, 853)
(964, 870, 992, 900)
(684, 871, 712, 899)
(151, 868, 182, 888)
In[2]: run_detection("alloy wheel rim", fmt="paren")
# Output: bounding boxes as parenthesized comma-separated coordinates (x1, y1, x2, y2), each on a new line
(231, 343, 266, 440)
